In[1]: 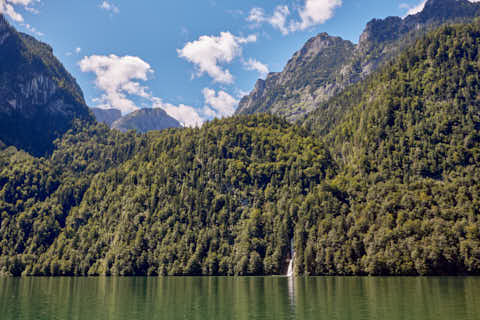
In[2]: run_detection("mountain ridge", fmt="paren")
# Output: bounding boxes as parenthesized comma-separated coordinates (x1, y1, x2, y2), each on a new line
(236, 0, 480, 121)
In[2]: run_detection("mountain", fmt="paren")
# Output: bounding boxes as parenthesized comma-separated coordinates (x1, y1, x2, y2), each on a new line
(0, 15, 93, 156)
(236, 33, 355, 119)
(91, 108, 122, 126)
(111, 108, 181, 133)
(299, 22, 480, 275)
(236, 0, 480, 121)
(1, 13, 480, 277)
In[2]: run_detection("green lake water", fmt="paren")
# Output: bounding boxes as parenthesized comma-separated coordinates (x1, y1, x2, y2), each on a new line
(0, 277, 479, 320)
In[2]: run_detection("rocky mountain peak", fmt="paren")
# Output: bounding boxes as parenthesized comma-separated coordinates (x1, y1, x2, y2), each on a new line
(359, 0, 480, 51)
(296, 33, 347, 60)
(111, 108, 181, 133)
(423, 0, 469, 12)
(237, 0, 480, 122)
(358, 16, 403, 52)
(408, 0, 480, 22)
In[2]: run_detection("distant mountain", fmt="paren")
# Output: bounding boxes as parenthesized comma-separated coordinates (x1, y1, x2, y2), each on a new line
(236, 0, 480, 121)
(111, 108, 181, 133)
(92, 108, 122, 126)
(0, 14, 93, 156)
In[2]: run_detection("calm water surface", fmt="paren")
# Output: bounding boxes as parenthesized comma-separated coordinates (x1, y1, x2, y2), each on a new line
(0, 277, 479, 320)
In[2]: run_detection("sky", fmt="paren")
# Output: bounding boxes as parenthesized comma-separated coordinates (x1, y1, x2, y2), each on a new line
(0, 0, 452, 126)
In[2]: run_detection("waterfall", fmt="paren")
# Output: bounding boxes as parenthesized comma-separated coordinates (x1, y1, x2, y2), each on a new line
(287, 254, 294, 277)
(287, 238, 295, 277)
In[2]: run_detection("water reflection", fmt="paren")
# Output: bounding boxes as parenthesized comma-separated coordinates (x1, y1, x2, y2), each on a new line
(287, 276, 296, 313)
(0, 277, 479, 320)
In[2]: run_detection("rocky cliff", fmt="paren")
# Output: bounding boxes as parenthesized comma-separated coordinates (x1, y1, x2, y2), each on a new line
(0, 14, 93, 156)
(236, 33, 354, 120)
(236, 0, 480, 121)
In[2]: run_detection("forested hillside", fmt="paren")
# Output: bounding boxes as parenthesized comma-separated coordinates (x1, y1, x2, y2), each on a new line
(0, 115, 336, 276)
(1, 22, 480, 277)
(299, 23, 480, 275)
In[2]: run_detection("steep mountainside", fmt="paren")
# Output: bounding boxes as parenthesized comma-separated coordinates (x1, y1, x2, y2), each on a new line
(111, 108, 181, 133)
(92, 108, 121, 126)
(299, 23, 480, 276)
(236, 0, 480, 121)
(0, 15, 93, 156)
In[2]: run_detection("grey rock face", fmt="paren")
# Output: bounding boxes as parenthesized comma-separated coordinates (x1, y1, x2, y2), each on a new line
(236, 0, 480, 122)
(0, 15, 93, 156)
(92, 108, 122, 126)
(236, 33, 355, 120)
(111, 108, 181, 133)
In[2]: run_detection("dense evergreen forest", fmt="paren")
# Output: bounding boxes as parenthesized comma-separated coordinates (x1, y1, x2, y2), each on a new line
(1, 22, 479, 276)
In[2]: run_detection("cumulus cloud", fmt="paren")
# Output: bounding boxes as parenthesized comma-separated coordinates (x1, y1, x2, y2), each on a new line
(178, 32, 257, 84)
(151, 98, 203, 128)
(79, 54, 153, 114)
(100, 1, 119, 14)
(247, 0, 341, 35)
(243, 58, 269, 77)
(79, 54, 207, 127)
(292, 0, 342, 31)
(202, 88, 238, 118)
(0, 0, 38, 22)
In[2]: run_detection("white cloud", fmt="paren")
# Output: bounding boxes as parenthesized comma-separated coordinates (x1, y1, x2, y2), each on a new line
(0, 0, 38, 22)
(152, 98, 203, 128)
(291, 0, 342, 31)
(100, 1, 119, 14)
(401, 1, 426, 16)
(248, 6, 290, 35)
(75, 47, 81, 54)
(202, 88, 238, 118)
(178, 32, 257, 84)
(243, 58, 269, 77)
(247, 0, 341, 35)
(79, 54, 153, 114)
(80, 54, 206, 127)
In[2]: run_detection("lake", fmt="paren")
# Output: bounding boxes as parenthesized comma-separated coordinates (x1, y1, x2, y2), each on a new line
(0, 277, 479, 320)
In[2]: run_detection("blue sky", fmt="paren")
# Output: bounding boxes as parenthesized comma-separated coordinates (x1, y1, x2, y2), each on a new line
(2, 0, 433, 126)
